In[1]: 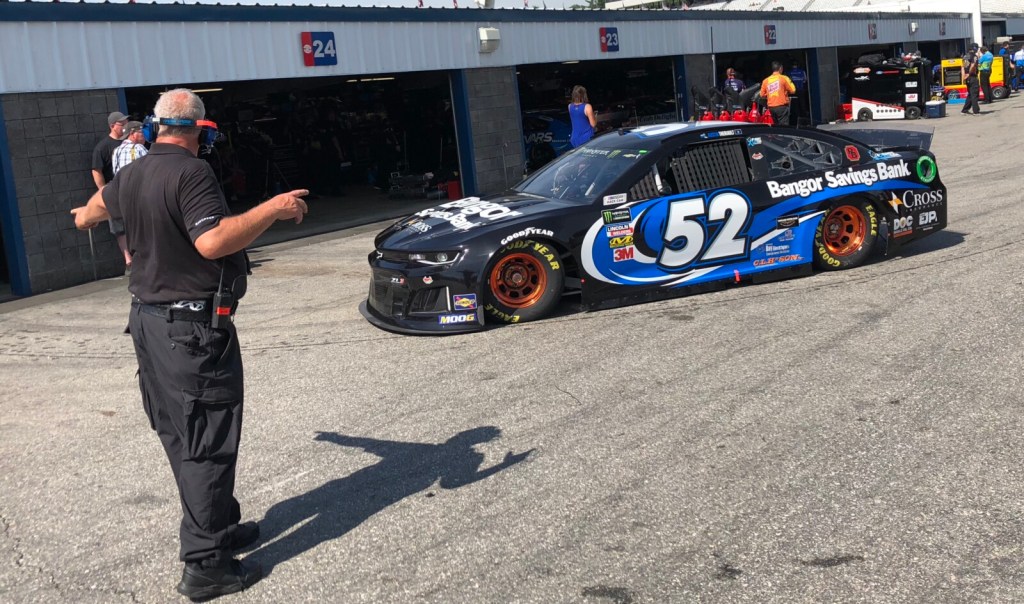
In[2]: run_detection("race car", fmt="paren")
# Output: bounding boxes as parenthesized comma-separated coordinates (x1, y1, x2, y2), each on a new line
(361, 122, 947, 334)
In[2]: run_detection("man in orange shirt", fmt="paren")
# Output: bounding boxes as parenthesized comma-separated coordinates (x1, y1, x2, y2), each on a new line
(760, 61, 797, 126)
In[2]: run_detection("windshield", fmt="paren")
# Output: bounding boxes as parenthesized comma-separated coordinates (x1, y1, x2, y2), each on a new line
(515, 133, 659, 203)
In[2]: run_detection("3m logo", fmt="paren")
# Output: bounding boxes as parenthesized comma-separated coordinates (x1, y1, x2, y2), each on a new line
(613, 247, 635, 262)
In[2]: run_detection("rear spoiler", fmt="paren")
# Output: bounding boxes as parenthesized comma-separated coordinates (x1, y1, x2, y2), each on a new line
(816, 123, 935, 152)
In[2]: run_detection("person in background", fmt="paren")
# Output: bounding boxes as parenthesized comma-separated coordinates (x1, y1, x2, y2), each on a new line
(92, 111, 133, 274)
(978, 45, 994, 103)
(1013, 44, 1024, 92)
(788, 61, 808, 123)
(568, 85, 597, 148)
(961, 44, 981, 115)
(112, 120, 148, 176)
(721, 68, 745, 94)
(760, 61, 797, 126)
(998, 41, 1012, 92)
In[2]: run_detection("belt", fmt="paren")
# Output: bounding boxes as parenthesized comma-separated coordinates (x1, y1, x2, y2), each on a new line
(132, 298, 213, 322)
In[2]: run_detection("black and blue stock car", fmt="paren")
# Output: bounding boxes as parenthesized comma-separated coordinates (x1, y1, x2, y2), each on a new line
(360, 122, 947, 334)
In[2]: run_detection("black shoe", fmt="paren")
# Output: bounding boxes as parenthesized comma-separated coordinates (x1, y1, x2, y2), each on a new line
(228, 521, 260, 551)
(176, 559, 262, 602)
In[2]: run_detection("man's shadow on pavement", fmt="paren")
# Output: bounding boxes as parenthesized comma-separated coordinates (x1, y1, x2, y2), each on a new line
(246, 426, 532, 573)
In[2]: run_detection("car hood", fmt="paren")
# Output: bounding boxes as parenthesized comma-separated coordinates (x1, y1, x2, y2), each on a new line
(375, 194, 571, 250)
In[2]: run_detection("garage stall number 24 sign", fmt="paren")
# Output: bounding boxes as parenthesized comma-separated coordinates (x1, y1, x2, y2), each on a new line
(302, 32, 338, 67)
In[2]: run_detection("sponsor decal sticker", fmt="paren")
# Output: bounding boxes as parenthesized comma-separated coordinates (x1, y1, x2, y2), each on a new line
(777, 216, 799, 229)
(422, 276, 434, 285)
(900, 188, 944, 210)
(870, 151, 900, 160)
(438, 313, 475, 325)
(612, 246, 635, 262)
(751, 152, 764, 160)
(415, 198, 522, 231)
(605, 225, 634, 237)
(500, 227, 554, 245)
(892, 215, 914, 237)
(766, 160, 911, 199)
(764, 243, 791, 256)
(747, 137, 762, 147)
(406, 220, 430, 233)
(853, 67, 871, 74)
(916, 156, 937, 183)
(918, 210, 939, 229)
(603, 193, 628, 206)
(453, 294, 477, 310)
(905, 93, 919, 102)
(602, 208, 632, 224)
(390, 276, 405, 285)
(609, 235, 633, 249)
(844, 145, 861, 162)
(887, 192, 903, 212)
(754, 254, 803, 267)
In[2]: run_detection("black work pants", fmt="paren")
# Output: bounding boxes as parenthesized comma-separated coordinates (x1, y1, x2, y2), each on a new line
(980, 70, 992, 102)
(963, 76, 980, 114)
(128, 304, 245, 564)
(768, 105, 790, 127)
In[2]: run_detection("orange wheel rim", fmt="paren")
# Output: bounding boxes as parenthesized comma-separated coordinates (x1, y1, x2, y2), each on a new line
(822, 205, 867, 257)
(489, 253, 547, 308)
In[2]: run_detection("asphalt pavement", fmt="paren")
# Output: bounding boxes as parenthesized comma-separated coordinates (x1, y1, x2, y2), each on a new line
(3, 95, 1024, 604)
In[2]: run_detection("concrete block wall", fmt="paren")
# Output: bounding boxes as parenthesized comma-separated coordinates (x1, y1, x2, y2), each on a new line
(463, 67, 525, 196)
(1, 90, 124, 294)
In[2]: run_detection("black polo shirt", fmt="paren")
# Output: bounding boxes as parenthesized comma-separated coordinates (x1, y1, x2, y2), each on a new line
(103, 143, 247, 303)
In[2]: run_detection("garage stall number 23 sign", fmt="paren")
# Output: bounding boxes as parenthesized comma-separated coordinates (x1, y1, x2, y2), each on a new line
(302, 32, 338, 66)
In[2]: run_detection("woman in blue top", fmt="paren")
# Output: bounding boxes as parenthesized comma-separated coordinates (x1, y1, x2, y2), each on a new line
(568, 85, 597, 148)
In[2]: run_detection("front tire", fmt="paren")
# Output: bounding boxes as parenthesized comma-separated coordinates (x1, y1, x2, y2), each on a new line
(857, 108, 873, 121)
(813, 201, 878, 270)
(905, 105, 922, 120)
(484, 240, 564, 324)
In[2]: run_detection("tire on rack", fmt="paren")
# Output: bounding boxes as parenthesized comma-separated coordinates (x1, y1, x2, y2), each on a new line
(905, 105, 922, 119)
(813, 200, 879, 270)
(483, 239, 564, 324)
(856, 108, 873, 121)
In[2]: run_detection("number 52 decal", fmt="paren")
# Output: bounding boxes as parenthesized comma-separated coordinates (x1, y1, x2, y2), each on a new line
(658, 191, 751, 269)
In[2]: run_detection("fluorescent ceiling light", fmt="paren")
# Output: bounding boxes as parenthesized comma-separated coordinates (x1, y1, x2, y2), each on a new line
(192, 88, 223, 93)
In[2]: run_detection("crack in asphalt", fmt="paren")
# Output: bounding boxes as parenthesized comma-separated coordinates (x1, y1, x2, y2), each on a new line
(1, 511, 140, 603)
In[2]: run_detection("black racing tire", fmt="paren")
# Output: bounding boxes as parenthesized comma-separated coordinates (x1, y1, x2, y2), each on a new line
(905, 105, 922, 120)
(813, 200, 879, 271)
(483, 239, 564, 324)
(991, 86, 1009, 100)
(857, 108, 873, 122)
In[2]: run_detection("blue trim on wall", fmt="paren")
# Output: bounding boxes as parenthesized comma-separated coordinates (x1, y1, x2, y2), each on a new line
(673, 55, 689, 121)
(0, 4, 963, 24)
(0, 99, 31, 296)
(449, 70, 477, 197)
(808, 48, 821, 125)
(117, 88, 128, 115)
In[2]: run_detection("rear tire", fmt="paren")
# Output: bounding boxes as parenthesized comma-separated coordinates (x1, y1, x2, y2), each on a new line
(905, 105, 922, 120)
(484, 240, 564, 324)
(857, 108, 873, 122)
(813, 200, 878, 270)
(991, 86, 1009, 100)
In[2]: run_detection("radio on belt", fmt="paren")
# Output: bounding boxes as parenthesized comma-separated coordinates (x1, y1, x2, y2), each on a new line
(211, 290, 234, 329)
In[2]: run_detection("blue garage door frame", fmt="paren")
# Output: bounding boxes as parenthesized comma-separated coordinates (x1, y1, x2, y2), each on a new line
(0, 98, 31, 296)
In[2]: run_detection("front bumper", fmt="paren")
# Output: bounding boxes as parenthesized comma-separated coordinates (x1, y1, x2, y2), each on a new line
(360, 261, 486, 335)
